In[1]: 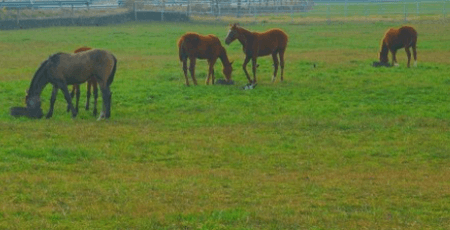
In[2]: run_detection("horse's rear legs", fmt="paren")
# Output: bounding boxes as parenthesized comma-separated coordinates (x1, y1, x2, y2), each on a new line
(405, 47, 412, 68)
(182, 59, 190, 86)
(412, 44, 417, 67)
(92, 81, 99, 116)
(279, 49, 285, 82)
(99, 87, 112, 120)
(271, 53, 279, 82)
(189, 57, 198, 86)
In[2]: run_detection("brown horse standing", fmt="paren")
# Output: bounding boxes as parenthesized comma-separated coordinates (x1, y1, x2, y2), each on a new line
(68, 46, 100, 115)
(225, 23, 288, 84)
(375, 26, 418, 68)
(178, 32, 233, 86)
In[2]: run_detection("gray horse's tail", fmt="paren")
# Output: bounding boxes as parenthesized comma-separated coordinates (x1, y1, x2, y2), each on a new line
(107, 55, 117, 86)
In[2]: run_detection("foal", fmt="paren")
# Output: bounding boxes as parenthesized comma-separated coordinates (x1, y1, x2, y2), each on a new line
(376, 26, 418, 68)
(178, 32, 233, 86)
(225, 23, 288, 84)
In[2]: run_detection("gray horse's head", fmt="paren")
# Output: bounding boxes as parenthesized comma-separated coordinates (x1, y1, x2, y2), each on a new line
(25, 96, 43, 118)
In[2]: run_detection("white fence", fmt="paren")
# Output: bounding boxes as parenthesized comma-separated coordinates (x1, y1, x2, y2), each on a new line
(132, 0, 448, 22)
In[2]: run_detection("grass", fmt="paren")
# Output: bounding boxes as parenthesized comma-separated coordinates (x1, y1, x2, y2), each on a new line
(0, 19, 450, 229)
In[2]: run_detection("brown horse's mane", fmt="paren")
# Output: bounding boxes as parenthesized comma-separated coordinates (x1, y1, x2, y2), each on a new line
(218, 45, 232, 67)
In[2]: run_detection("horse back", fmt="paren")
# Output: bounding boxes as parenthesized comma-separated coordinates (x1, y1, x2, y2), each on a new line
(254, 29, 288, 56)
(56, 49, 116, 85)
(383, 26, 417, 49)
(178, 33, 223, 60)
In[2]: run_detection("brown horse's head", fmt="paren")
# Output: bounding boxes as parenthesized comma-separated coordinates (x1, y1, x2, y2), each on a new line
(222, 61, 233, 81)
(225, 23, 240, 45)
(379, 51, 389, 64)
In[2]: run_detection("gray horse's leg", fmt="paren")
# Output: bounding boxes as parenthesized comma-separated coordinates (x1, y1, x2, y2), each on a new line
(58, 82, 77, 118)
(46, 85, 59, 119)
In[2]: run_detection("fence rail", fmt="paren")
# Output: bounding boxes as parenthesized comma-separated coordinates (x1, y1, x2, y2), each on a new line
(132, 0, 448, 21)
(0, 0, 448, 25)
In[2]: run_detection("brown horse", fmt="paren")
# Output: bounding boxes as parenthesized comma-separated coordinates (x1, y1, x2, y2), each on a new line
(68, 46, 100, 116)
(178, 32, 233, 86)
(25, 49, 117, 120)
(373, 26, 417, 68)
(225, 23, 288, 85)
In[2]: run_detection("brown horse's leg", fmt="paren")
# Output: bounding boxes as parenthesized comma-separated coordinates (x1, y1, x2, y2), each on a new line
(182, 59, 190, 86)
(251, 57, 258, 84)
(189, 57, 198, 85)
(206, 60, 211, 85)
(92, 80, 99, 116)
(242, 56, 252, 84)
(412, 44, 417, 67)
(279, 49, 285, 82)
(391, 49, 398, 67)
(47, 85, 59, 119)
(206, 59, 216, 85)
(405, 47, 412, 68)
(271, 53, 279, 83)
(86, 80, 92, 110)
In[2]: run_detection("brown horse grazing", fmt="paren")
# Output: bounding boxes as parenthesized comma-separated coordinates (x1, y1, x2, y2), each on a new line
(25, 49, 117, 120)
(225, 23, 288, 84)
(67, 46, 100, 116)
(373, 26, 418, 68)
(178, 32, 233, 86)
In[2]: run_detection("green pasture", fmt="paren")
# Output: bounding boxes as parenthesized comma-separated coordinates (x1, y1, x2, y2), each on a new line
(0, 20, 450, 229)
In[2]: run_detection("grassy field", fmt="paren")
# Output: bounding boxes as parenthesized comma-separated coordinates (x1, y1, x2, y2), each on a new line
(0, 19, 450, 229)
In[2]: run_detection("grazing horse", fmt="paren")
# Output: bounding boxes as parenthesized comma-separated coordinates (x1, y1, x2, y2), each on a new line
(373, 26, 418, 68)
(225, 23, 288, 84)
(67, 46, 100, 116)
(25, 49, 117, 120)
(178, 32, 233, 86)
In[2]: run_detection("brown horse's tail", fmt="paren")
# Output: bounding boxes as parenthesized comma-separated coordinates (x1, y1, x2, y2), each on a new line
(107, 55, 117, 86)
(178, 37, 187, 62)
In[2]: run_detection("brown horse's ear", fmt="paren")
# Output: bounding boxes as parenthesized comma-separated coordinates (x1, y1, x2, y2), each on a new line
(230, 61, 234, 65)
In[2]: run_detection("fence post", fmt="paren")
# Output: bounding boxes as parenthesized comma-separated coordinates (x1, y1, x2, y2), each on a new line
(254, 5, 257, 22)
(134, 1, 137, 21)
(276, 0, 279, 16)
(290, 5, 293, 23)
(327, 4, 330, 24)
(237, 0, 241, 18)
(404, 4, 407, 22)
(71, 4, 74, 24)
(344, 0, 347, 17)
(416, 0, 419, 16)
(161, 0, 165, 21)
(16, 8, 20, 25)
(444, 1, 446, 19)
(187, 0, 190, 17)
(211, 0, 214, 16)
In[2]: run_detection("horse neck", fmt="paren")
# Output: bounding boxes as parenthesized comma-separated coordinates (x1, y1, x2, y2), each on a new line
(28, 66, 49, 98)
(237, 27, 253, 47)
(380, 41, 389, 59)
(218, 46, 231, 66)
